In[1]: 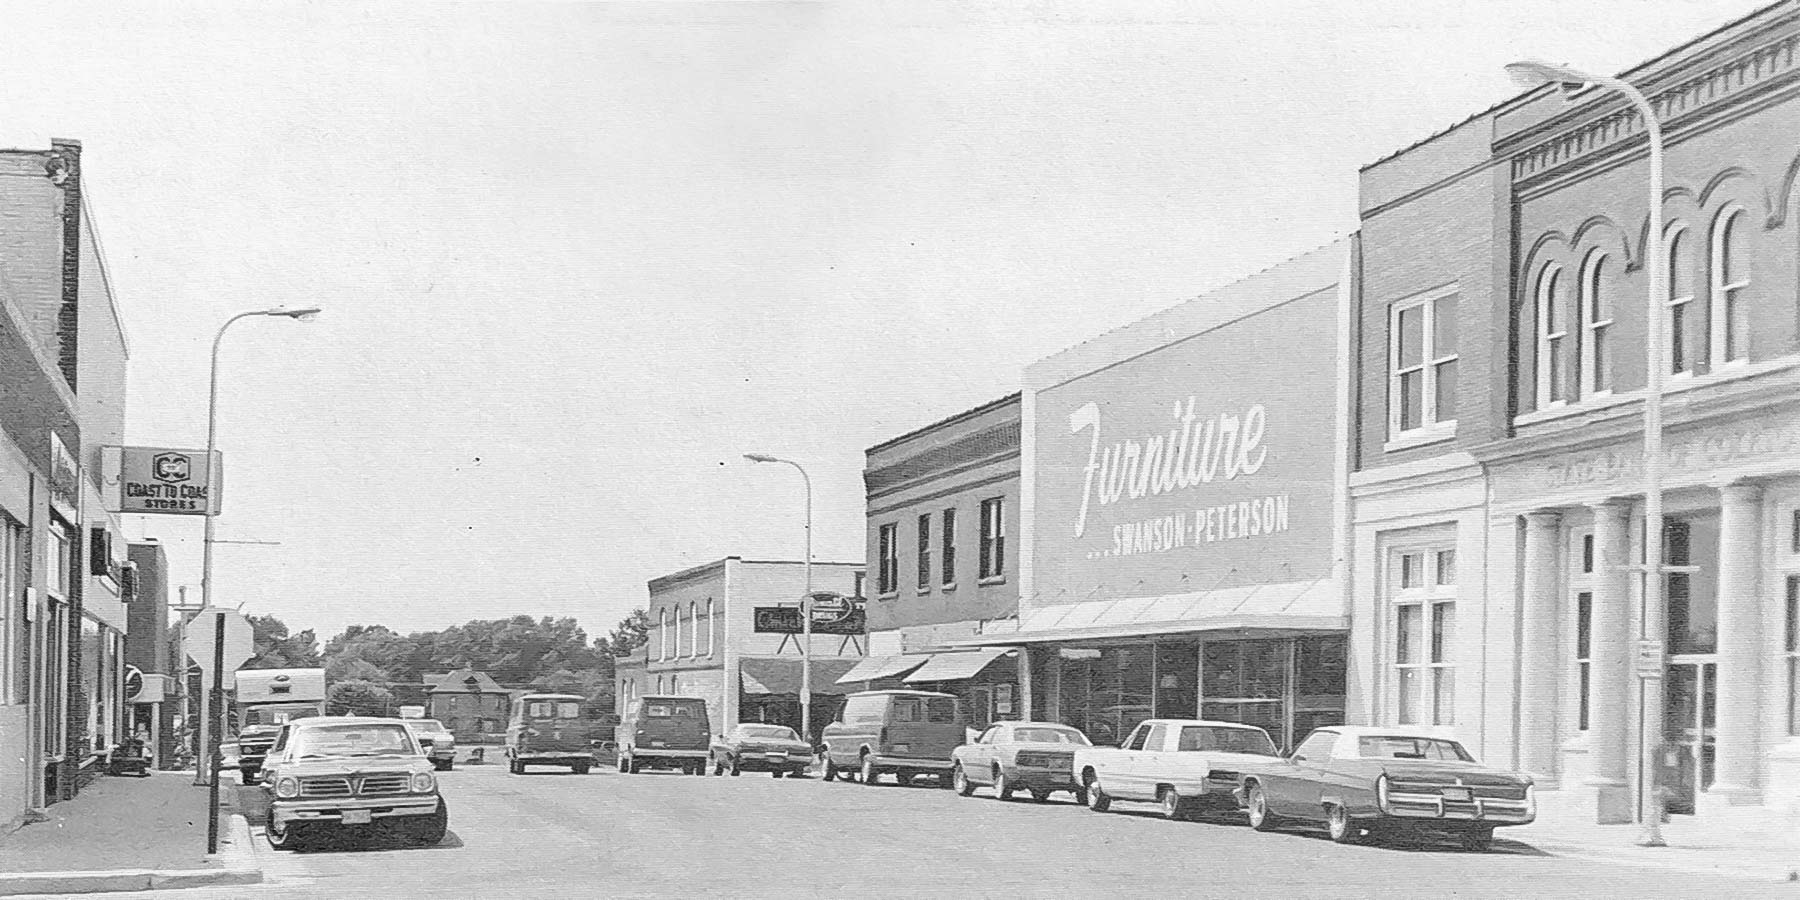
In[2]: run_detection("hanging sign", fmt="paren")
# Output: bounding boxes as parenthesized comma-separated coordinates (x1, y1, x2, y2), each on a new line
(114, 447, 222, 516)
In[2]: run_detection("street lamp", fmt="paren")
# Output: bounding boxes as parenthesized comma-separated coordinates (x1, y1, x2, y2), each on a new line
(1506, 59, 1667, 847)
(196, 306, 320, 790)
(744, 453, 813, 747)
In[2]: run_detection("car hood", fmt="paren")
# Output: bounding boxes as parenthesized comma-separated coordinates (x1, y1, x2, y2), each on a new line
(1376, 759, 1530, 786)
(274, 756, 432, 778)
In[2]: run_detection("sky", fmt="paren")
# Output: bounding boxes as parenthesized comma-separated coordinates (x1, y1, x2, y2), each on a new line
(0, 0, 1755, 645)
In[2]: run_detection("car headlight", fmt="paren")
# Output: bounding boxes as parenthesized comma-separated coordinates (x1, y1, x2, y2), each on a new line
(411, 772, 436, 793)
(275, 776, 301, 799)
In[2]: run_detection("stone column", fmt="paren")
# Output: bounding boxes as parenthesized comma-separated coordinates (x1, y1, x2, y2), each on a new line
(1587, 499, 1633, 822)
(1710, 481, 1764, 805)
(1519, 510, 1563, 782)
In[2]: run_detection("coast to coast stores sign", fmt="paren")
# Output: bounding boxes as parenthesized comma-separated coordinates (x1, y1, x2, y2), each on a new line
(1031, 289, 1338, 604)
(114, 446, 222, 516)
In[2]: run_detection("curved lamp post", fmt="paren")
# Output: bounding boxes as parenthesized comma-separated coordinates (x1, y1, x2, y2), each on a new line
(1507, 59, 1666, 847)
(744, 453, 813, 746)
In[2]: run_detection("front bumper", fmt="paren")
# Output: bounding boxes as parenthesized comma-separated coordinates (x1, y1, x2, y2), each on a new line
(271, 795, 440, 828)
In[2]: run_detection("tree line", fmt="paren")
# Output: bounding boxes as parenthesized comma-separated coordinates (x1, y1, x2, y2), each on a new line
(239, 610, 653, 717)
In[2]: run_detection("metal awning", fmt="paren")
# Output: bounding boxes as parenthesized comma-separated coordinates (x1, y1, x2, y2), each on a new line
(738, 658, 860, 696)
(902, 648, 1011, 683)
(943, 577, 1346, 647)
(833, 654, 932, 685)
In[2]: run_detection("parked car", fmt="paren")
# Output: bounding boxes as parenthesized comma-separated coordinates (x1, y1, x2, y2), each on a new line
(821, 690, 966, 787)
(616, 696, 711, 775)
(404, 718, 458, 771)
(710, 724, 813, 778)
(950, 721, 1091, 803)
(1073, 719, 1282, 820)
(1241, 726, 1535, 850)
(260, 716, 447, 851)
(506, 693, 596, 774)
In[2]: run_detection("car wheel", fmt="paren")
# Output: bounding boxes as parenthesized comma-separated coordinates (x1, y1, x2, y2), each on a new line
(1072, 785, 1090, 807)
(822, 758, 838, 782)
(772, 769, 784, 779)
(860, 756, 879, 786)
(1461, 826, 1495, 852)
(712, 756, 726, 776)
(952, 765, 974, 797)
(573, 761, 591, 775)
(439, 759, 455, 772)
(1326, 804, 1360, 844)
(729, 757, 741, 777)
(993, 769, 1014, 801)
(1031, 789, 1050, 803)
(1084, 774, 1111, 812)
(1160, 787, 1188, 821)
(628, 758, 642, 775)
(265, 819, 307, 852)
(1246, 782, 1279, 832)
(408, 798, 449, 846)
(509, 758, 523, 775)
(240, 770, 256, 786)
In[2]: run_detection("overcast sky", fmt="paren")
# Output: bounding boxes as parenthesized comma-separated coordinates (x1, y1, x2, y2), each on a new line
(0, 0, 1751, 644)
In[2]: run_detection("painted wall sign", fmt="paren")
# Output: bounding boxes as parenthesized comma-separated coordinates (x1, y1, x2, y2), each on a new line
(1031, 289, 1338, 605)
(115, 446, 222, 516)
(48, 431, 80, 519)
(753, 603, 867, 636)
(1493, 413, 1800, 500)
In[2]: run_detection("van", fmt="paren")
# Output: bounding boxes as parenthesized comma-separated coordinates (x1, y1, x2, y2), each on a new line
(821, 690, 967, 787)
(505, 693, 594, 774)
(616, 696, 711, 775)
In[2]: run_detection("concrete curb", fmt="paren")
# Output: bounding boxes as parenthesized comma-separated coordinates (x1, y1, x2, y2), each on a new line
(0, 815, 264, 896)
(1528, 840, 1800, 884)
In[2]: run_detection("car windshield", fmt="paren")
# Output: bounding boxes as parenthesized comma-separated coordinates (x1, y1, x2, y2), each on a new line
(740, 725, 798, 741)
(291, 724, 417, 759)
(1177, 726, 1279, 756)
(1012, 727, 1089, 744)
(1357, 736, 1475, 762)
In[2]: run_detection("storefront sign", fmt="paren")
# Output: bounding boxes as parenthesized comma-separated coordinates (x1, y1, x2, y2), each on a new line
(48, 432, 79, 519)
(1498, 413, 1800, 500)
(1032, 289, 1338, 604)
(1634, 639, 1665, 678)
(753, 600, 867, 636)
(115, 446, 221, 516)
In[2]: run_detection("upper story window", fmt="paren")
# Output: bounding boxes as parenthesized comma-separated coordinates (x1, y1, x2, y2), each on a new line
(1578, 252, 1613, 398)
(941, 508, 957, 586)
(1535, 264, 1568, 408)
(1388, 288, 1458, 439)
(657, 607, 668, 660)
(705, 599, 715, 657)
(688, 602, 699, 657)
(1666, 225, 1696, 375)
(877, 523, 898, 595)
(979, 497, 1006, 581)
(1710, 205, 1750, 367)
(47, 519, 70, 599)
(916, 513, 932, 591)
(672, 606, 682, 659)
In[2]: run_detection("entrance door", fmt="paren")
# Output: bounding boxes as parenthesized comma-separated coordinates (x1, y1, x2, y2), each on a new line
(1662, 660, 1716, 816)
(967, 686, 993, 730)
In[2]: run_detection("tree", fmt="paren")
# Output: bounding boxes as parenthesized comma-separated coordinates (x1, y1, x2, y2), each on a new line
(244, 615, 322, 669)
(607, 609, 651, 658)
(327, 679, 394, 716)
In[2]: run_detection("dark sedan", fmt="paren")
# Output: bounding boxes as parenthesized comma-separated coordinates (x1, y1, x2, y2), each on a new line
(710, 724, 813, 778)
(1241, 726, 1534, 851)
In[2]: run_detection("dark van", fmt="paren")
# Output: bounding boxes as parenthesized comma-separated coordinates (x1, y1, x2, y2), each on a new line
(616, 696, 711, 775)
(821, 690, 967, 787)
(505, 693, 595, 774)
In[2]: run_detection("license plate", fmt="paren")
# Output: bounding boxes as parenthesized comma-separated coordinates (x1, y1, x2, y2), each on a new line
(649, 740, 666, 748)
(1440, 787, 1472, 802)
(341, 809, 372, 825)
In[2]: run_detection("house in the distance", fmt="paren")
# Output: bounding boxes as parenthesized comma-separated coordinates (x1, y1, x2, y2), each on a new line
(424, 669, 509, 739)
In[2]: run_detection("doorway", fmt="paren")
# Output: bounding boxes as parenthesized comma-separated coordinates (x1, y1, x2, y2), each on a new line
(1662, 660, 1716, 816)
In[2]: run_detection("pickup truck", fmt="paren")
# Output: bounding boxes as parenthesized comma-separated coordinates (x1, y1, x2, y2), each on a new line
(1073, 718, 1284, 820)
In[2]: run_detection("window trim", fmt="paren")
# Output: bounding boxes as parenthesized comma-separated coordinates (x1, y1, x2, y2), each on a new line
(877, 522, 899, 597)
(705, 598, 715, 658)
(1385, 285, 1459, 446)
(1666, 223, 1695, 376)
(1578, 250, 1614, 399)
(1709, 204, 1749, 368)
(916, 512, 932, 594)
(657, 607, 668, 660)
(1535, 263, 1568, 409)
(941, 508, 957, 588)
(978, 496, 1006, 582)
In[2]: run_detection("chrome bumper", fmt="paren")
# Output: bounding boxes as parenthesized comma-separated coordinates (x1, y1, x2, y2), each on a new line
(1382, 792, 1535, 824)
(271, 796, 440, 827)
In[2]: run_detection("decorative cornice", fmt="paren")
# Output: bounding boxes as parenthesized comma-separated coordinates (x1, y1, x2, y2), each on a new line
(1509, 30, 1800, 184)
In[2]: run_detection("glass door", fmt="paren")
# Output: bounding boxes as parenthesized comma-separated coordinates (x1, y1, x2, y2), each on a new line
(1662, 660, 1715, 816)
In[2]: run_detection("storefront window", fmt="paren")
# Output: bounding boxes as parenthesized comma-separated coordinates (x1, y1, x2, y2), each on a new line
(45, 602, 66, 757)
(1392, 544, 1456, 726)
(1665, 517, 1718, 655)
(1202, 640, 1286, 742)
(1293, 636, 1346, 741)
(81, 618, 102, 753)
(1056, 646, 1151, 746)
(1154, 641, 1197, 719)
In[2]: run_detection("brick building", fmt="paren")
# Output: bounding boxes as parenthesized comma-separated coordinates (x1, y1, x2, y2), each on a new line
(124, 540, 179, 768)
(1353, 1, 1800, 829)
(425, 669, 510, 739)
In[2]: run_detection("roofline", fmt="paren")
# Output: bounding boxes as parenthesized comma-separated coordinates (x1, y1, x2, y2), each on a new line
(648, 557, 863, 593)
(864, 393, 1022, 457)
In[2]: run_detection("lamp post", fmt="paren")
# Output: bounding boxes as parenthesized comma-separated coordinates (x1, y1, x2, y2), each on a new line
(1506, 59, 1666, 847)
(744, 453, 813, 747)
(195, 306, 320, 790)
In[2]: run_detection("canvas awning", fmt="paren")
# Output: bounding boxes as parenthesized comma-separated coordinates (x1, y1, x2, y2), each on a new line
(901, 648, 1012, 684)
(738, 658, 860, 696)
(833, 654, 931, 685)
(944, 578, 1346, 647)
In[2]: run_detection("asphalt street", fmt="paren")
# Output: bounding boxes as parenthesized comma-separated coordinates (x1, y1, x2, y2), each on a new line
(34, 762, 1793, 900)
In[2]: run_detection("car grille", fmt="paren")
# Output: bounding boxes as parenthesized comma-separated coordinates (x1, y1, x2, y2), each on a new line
(1014, 751, 1074, 769)
(298, 773, 412, 798)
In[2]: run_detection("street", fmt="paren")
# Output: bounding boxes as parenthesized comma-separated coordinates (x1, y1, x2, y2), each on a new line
(38, 762, 1785, 900)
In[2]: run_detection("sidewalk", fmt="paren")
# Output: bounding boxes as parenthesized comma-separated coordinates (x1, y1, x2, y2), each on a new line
(0, 771, 261, 895)
(1510, 815, 1800, 883)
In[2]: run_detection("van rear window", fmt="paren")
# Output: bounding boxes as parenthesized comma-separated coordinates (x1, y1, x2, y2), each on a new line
(925, 698, 960, 723)
(646, 704, 699, 718)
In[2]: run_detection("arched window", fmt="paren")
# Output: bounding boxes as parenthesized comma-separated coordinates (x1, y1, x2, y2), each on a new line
(1710, 205, 1749, 365)
(1535, 264, 1567, 407)
(656, 676, 664, 693)
(670, 675, 679, 694)
(658, 608, 668, 660)
(672, 604, 682, 659)
(1667, 225, 1695, 375)
(705, 599, 716, 657)
(1579, 251, 1613, 397)
(688, 602, 699, 657)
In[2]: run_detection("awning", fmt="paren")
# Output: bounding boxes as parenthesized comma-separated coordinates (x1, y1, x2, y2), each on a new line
(739, 658, 861, 696)
(833, 654, 931, 685)
(902, 648, 1012, 684)
(944, 577, 1346, 647)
